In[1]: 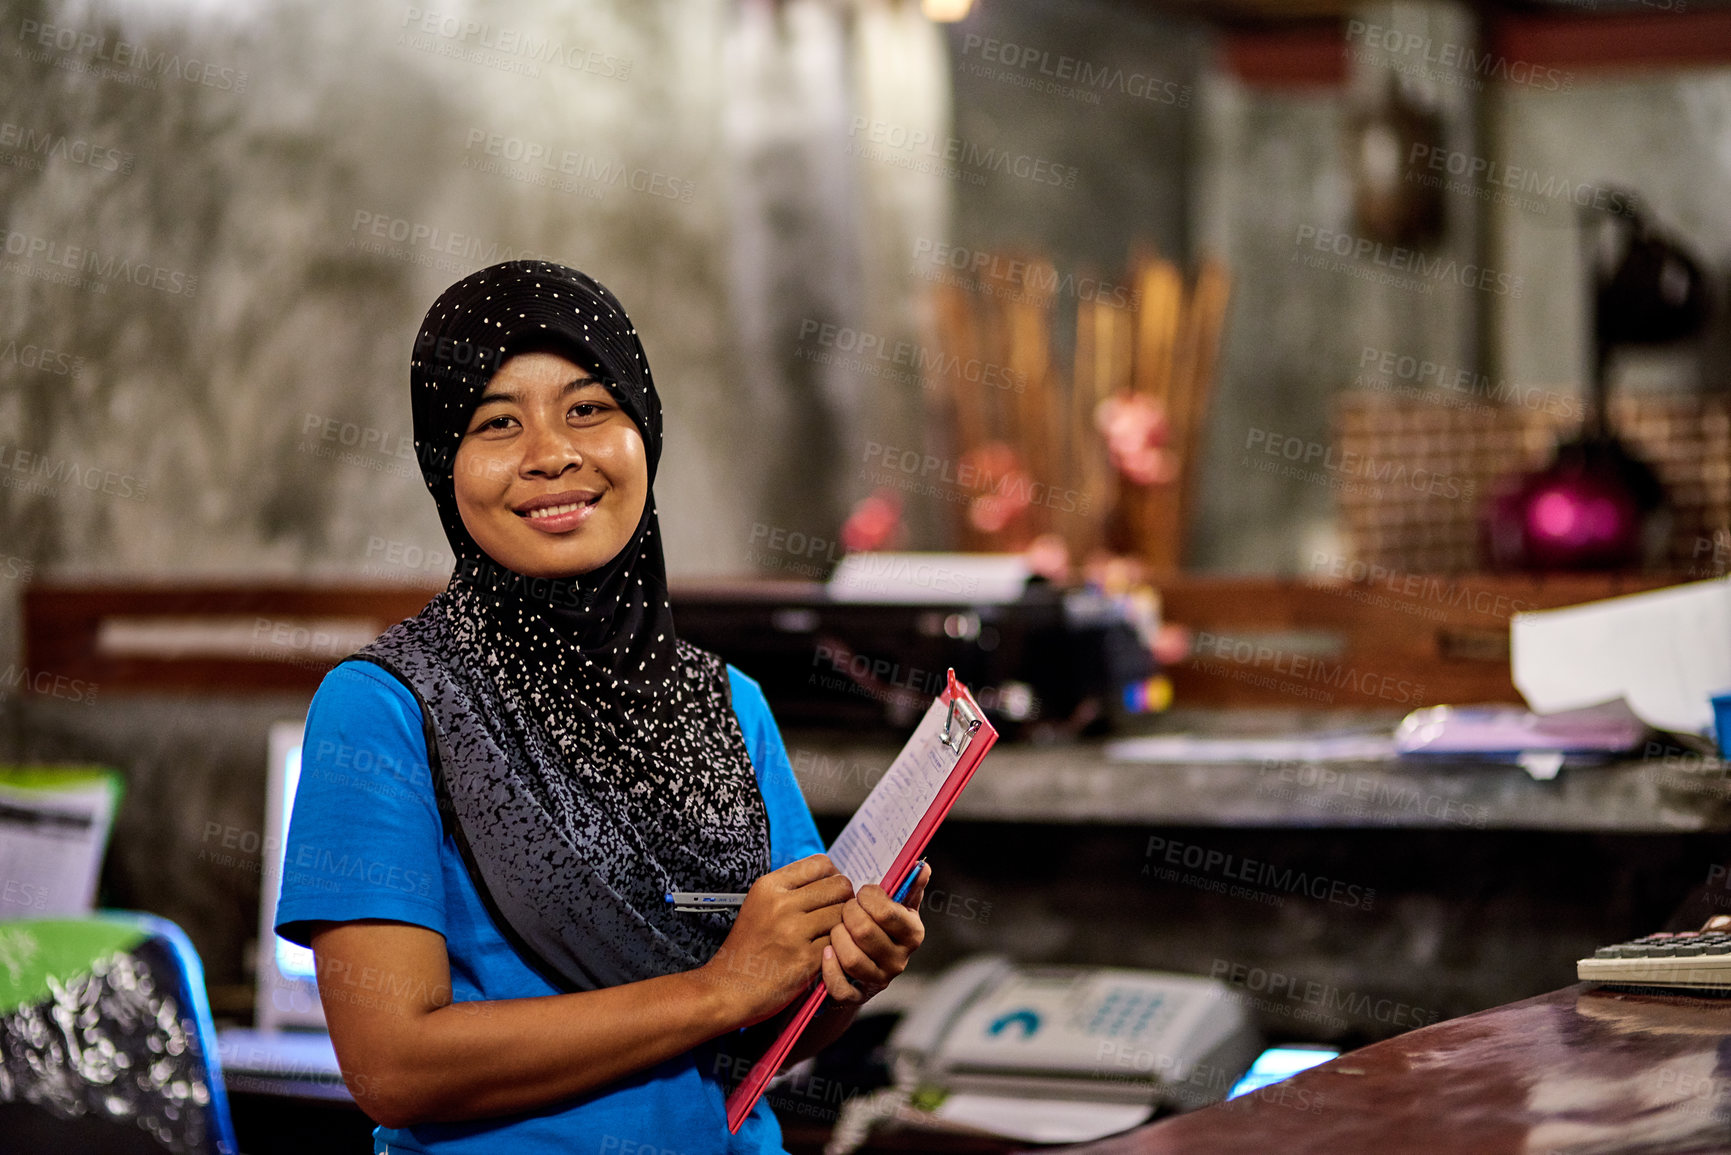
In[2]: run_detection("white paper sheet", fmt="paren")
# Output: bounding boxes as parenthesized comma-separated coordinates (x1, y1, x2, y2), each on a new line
(1105, 733, 1397, 764)
(827, 552, 1031, 604)
(934, 1092, 1154, 1144)
(1511, 578, 1731, 736)
(0, 769, 121, 916)
(825, 696, 967, 890)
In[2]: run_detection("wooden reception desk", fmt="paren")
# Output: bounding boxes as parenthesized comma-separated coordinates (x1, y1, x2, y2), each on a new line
(1065, 984, 1731, 1155)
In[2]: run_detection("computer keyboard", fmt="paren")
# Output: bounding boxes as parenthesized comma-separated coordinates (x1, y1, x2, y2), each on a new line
(1577, 931, 1731, 991)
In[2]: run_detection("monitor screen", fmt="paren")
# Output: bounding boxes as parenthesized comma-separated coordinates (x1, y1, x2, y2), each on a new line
(1226, 1045, 1337, 1099)
(270, 742, 317, 983)
(257, 721, 324, 1031)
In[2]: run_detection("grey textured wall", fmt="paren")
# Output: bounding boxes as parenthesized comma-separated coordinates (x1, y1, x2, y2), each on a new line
(1187, 6, 1731, 572)
(1490, 70, 1731, 395)
(1189, 0, 1485, 573)
(0, 0, 950, 661)
(0, 0, 951, 983)
(944, 0, 1202, 274)
(3, 0, 1729, 1018)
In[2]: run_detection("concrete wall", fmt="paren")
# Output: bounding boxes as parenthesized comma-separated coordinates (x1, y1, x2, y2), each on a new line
(0, 0, 949, 663)
(0, 0, 949, 983)
(1185, 6, 1731, 572)
(1489, 69, 1731, 397)
(1189, 0, 1485, 572)
(3, 0, 1729, 1015)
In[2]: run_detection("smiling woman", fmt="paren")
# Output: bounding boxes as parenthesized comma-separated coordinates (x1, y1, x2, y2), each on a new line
(453, 353, 649, 580)
(271, 261, 930, 1155)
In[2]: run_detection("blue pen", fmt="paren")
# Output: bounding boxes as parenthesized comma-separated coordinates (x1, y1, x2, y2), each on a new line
(667, 860, 926, 915)
(889, 860, 925, 903)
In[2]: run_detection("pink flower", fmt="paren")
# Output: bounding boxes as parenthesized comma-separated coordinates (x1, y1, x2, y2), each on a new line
(960, 443, 1033, 534)
(841, 489, 905, 553)
(1152, 623, 1191, 666)
(1024, 533, 1071, 584)
(1094, 392, 1178, 486)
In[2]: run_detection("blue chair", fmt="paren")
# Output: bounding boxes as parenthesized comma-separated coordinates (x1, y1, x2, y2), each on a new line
(0, 911, 239, 1155)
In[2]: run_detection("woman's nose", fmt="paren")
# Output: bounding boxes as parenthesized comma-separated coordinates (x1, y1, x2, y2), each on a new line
(518, 419, 583, 476)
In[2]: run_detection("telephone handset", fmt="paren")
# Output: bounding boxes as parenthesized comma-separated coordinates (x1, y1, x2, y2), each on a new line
(887, 955, 1016, 1071)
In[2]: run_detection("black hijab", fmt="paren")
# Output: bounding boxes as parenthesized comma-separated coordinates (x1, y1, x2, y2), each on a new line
(356, 260, 771, 991)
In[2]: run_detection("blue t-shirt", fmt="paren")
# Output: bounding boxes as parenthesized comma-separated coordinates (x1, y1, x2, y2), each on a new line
(275, 659, 825, 1155)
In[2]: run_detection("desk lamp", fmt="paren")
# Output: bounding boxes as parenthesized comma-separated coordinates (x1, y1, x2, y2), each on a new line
(1483, 198, 1710, 570)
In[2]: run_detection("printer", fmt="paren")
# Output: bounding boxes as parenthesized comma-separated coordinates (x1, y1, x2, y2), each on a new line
(670, 553, 1157, 740)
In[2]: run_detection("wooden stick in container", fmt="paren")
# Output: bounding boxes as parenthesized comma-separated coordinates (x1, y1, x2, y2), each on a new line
(1069, 291, 1098, 559)
(1007, 260, 1056, 538)
(1134, 258, 1182, 407)
(1133, 258, 1183, 567)
(933, 282, 987, 549)
(1175, 260, 1231, 559)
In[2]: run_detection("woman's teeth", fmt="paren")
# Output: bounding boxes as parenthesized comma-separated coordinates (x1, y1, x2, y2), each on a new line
(525, 499, 595, 519)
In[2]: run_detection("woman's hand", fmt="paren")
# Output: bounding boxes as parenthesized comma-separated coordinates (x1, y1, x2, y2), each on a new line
(819, 861, 929, 1005)
(698, 853, 854, 1024)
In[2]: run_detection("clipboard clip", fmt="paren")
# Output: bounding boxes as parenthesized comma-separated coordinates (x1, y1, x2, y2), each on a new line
(941, 668, 983, 754)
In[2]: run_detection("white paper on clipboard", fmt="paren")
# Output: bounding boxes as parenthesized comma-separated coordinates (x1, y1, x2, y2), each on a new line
(724, 675, 997, 1133)
(825, 692, 982, 891)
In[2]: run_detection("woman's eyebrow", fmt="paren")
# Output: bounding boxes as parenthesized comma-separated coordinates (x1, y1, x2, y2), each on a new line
(472, 375, 602, 408)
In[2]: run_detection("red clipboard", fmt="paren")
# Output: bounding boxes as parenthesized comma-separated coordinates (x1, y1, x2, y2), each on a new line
(724, 669, 999, 1132)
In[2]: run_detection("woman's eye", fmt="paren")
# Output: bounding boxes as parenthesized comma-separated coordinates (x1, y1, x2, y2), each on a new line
(475, 414, 515, 433)
(571, 402, 607, 419)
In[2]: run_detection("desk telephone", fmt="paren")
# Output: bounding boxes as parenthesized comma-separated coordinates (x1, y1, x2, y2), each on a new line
(887, 956, 1263, 1115)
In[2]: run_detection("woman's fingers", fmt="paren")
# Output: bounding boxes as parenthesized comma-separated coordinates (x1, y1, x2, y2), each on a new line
(900, 862, 932, 912)
(854, 884, 925, 949)
(769, 853, 838, 888)
(713, 855, 857, 1021)
(822, 935, 885, 1004)
(831, 920, 892, 987)
(793, 902, 849, 945)
(767, 855, 855, 912)
(793, 874, 856, 913)
(820, 944, 866, 1003)
(840, 893, 899, 962)
(808, 866, 937, 1005)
